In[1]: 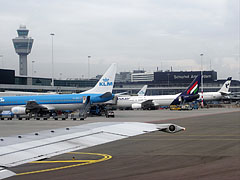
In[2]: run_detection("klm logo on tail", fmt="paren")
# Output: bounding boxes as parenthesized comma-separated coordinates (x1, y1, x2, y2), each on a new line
(99, 78, 113, 86)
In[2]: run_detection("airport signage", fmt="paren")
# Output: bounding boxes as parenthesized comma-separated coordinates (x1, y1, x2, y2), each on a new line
(173, 74, 212, 80)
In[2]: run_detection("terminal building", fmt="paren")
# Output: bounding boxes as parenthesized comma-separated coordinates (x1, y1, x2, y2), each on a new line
(0, 68, 239, 95)
(131, 72, 154, 82)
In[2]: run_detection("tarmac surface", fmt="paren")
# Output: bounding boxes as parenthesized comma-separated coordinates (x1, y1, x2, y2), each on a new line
(1, 108, 240, 180)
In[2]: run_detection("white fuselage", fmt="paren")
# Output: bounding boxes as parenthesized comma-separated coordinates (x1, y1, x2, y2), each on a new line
(198, 92, 223, 101)
(117, 94, 179, 108)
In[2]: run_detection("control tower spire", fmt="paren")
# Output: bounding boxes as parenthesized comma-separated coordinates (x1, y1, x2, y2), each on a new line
(12, 25, 34, 76)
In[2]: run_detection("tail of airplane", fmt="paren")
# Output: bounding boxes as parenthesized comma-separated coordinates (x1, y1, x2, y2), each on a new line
(218, 77, 232, 94)
(171, 74, 201, 105)
(83, 63, 117, 94)
(138, 85, 148, 96)
(181, 74, 201, 96)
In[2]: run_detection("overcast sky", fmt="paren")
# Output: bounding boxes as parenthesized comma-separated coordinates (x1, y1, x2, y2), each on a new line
(0, 0, 239, 80)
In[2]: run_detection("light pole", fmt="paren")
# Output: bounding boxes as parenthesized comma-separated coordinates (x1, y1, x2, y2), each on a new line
(31, 60, 35, 76)
(88, 56, 91, 79)
(200, 53, 204, 107)
(50, 33, 55, 86)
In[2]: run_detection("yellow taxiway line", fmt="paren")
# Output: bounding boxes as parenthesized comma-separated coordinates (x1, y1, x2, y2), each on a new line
(17, 152, 112, 176)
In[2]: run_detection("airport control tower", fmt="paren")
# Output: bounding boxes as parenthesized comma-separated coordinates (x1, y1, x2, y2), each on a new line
(12, 25, 34, 76)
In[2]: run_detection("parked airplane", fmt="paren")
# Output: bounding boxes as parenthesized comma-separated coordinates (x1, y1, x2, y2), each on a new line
(199, 77, 232, 102)
(117, 75, 201, 109)
(114, 85, 148, 97)
(0, 121, 185, 179)
(0, 63, 117, 119)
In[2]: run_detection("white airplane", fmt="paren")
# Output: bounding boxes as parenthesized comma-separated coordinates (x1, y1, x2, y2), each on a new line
(199, 77, 232, 102)
(0, 63, 117, 119)
(103, 85, 148, 106)
(0, 121, 185, 179)
(117, 75, 201, 109)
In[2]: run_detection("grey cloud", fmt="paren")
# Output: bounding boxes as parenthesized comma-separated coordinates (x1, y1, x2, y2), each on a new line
(0, 0, 238, 80)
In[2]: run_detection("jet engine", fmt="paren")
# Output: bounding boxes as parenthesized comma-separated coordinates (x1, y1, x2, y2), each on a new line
(131, 103, 142, 109)
(11, 106, 27, 115)
(180, 94, 200, 103)
(160, 124, 185, 133)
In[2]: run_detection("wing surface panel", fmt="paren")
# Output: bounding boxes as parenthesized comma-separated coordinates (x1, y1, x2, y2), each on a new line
(0, 122, 184, 179)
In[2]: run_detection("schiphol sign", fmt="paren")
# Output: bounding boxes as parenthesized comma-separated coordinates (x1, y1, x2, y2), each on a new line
(174, 74, 212, 80)
(99, 78, 113, 86)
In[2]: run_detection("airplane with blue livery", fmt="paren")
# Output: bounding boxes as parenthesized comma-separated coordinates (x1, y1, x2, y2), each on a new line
(0, 63, 117, 119)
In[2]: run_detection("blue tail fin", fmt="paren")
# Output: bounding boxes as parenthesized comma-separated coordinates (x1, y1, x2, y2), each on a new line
(181, 74, 201, 96)
(171, 74, 201, 105)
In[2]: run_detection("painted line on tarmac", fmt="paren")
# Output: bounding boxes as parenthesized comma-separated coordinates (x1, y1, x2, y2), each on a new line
(16, 152, 112, 176)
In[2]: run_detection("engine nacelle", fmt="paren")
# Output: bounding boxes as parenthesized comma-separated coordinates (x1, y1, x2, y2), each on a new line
(180, 94, 200, 103)
(161, 124, 185, 133)
(132, 103, 142, 109)
(11, 106, 27, 115)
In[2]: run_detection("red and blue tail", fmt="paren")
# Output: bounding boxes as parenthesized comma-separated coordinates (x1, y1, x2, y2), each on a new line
(181, 74, 201, 96)
(171, 74, 201, 105)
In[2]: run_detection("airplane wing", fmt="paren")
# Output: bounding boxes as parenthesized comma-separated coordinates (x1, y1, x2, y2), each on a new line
(26, 100, 49, 111)
(0, 122, 185, 179)
(26, 100, 55, 114)
(141, 99, 154, 107)
(11, 100, 53, 115)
